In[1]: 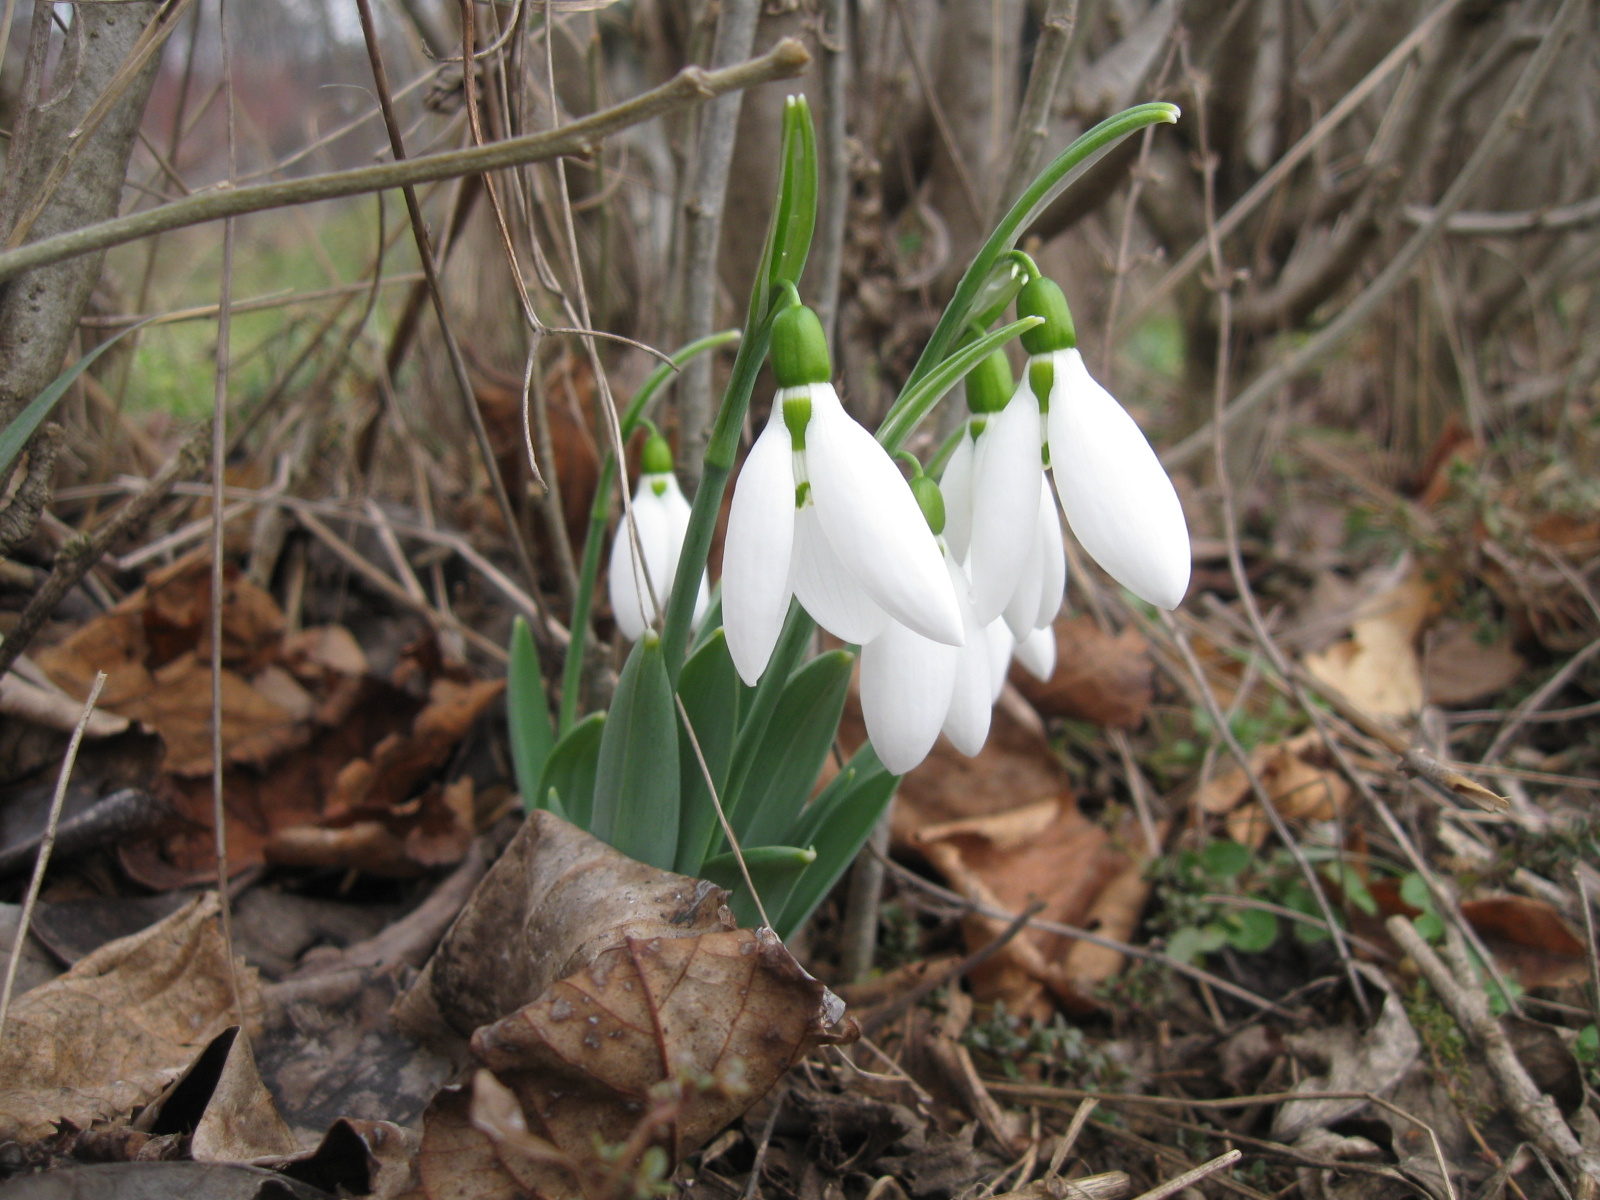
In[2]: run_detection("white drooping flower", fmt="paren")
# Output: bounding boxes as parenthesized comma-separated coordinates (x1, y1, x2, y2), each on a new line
(1019, 276, 1191, 611)
(608, 432, 709, 641)
(860, 552, 993, 774)
(1013, 624, 1057, 681)
(1001, 474, 1068, 639)
(940, 350, 1045, 625)
(722, 305, 964, 686)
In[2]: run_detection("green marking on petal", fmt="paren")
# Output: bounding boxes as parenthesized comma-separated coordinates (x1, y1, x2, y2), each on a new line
(1029, 358, 1055, 410)
(782, 390, 812, 451)
(795, 480, 811, 508)
(651, 478, 668, 497)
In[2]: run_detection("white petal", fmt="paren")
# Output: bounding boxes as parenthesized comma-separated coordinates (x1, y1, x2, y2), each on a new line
(607, 483, 674, 641)
(984, 617, 1014, 702)
(860, 620, 959, 774)
(967, 388, 1042, 623)
(806, 384, 965, 646)
(1015, 624, 1057, 682)
(1034, 477, 1067, 630)
(722, 410, 797, 684)
(1046, 350, 1191, 609)
(939, 432, 975, 561)
(941, 556, 992, 757)
(691, 571, 711, 632)
(790, 504, 891, 644)
(1003, 529, 1043, 639)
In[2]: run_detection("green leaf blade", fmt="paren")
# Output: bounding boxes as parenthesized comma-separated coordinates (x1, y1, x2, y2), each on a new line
(507, 617, 556, 814)
(674, 628, 741, 877)
(539, 711, 607, 827)
(591, 633, 680, 870)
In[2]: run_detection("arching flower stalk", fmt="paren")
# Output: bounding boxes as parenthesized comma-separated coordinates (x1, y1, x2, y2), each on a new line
(607, 428, 709, 641)
(722, 304, 963, 687)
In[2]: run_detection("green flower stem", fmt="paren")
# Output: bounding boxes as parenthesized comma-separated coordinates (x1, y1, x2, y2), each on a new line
(880, 102, 1179, 438)
(559, 329, 740, 735)
(876, 316, 1041, 452)
(659, 303, 785, 681)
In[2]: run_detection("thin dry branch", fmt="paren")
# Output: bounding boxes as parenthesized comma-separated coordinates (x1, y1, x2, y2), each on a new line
(1388, 916, 1600, 1188)
(0, 39, 813, 286)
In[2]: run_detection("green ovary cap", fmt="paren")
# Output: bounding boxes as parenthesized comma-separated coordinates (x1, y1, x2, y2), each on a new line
(1017, 277, 1076, 354)
(641, 430, 674, 475)
(910, 473, 946, 536)
(964, 348, 1014, 414)
(770, 304, 833, 387)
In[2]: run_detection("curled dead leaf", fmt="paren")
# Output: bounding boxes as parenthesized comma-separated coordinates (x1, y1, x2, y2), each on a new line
(1198, 731, 1352, 847)
(0, 893, 258, 1145)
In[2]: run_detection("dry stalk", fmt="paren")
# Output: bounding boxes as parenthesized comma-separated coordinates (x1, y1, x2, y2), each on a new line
(0, 40, 814, 286)
(1387, 915, 1600, 1190)
(209, 0, 243, 1024)
(874, 850, 1286, 1014)
(0, 672, 107, 1041)
(676, 0, 761, 483)
(1163, 0, 1586, 470)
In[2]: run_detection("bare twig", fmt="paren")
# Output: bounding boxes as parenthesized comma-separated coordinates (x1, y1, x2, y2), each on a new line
(1119, 0, 1468, 337)
(814, 0, 851, 342)
(1131, 1150, 1243, 1200)
(998, 0, 1079, 212)
(1163, 0, 1586, 470)
(209, 0, 242, 1025)
(0, 40, 814, 286)
(859, 898, 1047, 1036)
(0, 672, 107, 1040)
(1388, 915, 1600, 1187)
(839, 811, 892, 984)
(353, 0, 541, 603)
(875, 850, 1288, 1014)
(676, 0, 761, 484)
(0, 431, 208, 680)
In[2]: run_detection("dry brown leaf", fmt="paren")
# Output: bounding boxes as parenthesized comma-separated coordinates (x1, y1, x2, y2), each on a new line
(1198, 731, 1354, 847)
(1423, 620, 1525, 706)
(398, 812, 853, 1200)
(0, 893, 258, 1144)
(914, 804, 1146, 1017)
(1303, 575, 1434, 717)
(1366, 885, 1588, 990)
(469, 929, 852, 1188)
(1009, 615, 1153, 728)
(1460, 895, 1590, 990)
(394, 810, 736, 1044)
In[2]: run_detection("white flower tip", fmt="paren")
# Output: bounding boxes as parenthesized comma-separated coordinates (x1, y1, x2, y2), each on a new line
(1015, 624, 1057, 682)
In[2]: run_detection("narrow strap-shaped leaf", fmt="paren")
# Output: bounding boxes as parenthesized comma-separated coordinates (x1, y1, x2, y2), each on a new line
(538, 711, 607, 826)
(590, 633, 680, 869)
(674, 627, 741, 877)
(0, 315, 159, 478)
(777, 746, 896, 938)
(701, 844, 817, 930)
(727, 649, 854, 851)
(507, 617, 556, 814)
(876, 315, 1043, 451)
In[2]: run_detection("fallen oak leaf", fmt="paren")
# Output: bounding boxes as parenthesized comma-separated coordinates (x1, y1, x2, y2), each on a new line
(466, 927, 854, 1196)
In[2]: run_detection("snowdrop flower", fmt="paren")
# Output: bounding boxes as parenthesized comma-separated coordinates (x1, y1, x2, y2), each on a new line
(723, 304, 964, 686)
(940, 349, 1044, 624)
(860, 479, 993, 773)
(608, 430, 708, 641)
(1019, 277, 1191, 610)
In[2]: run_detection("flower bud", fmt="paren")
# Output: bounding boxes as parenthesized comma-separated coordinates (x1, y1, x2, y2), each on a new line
(910, 472, 946, 536)
(641, 430, 674, 476)
(770, 304, 833, 387)
(1017, 277, 1076, 354)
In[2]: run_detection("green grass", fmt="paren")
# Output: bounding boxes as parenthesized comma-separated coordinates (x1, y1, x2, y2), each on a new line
(104, 199, 414, 416)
